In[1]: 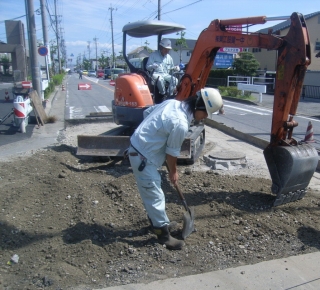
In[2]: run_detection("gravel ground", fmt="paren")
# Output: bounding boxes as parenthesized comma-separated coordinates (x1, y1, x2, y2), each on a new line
(1, 123, 320, 290)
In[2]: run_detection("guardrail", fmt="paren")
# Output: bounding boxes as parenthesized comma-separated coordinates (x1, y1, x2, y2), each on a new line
(301, 85, 320, 99)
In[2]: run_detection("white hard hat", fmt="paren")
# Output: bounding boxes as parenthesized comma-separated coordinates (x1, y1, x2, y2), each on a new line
(196, 88, 223, 115)
(159, 38, 172, 49)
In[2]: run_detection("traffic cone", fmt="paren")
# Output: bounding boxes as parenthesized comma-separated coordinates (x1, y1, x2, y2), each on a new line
(4, 90, 10, 101)
(303, 121, 315, 142)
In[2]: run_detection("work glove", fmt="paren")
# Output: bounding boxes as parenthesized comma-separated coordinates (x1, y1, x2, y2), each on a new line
(173, 65, 180, 72)
(152, 63, 159, 70)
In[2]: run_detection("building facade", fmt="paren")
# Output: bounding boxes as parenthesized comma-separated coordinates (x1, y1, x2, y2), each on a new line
(251, 11, 320, 72)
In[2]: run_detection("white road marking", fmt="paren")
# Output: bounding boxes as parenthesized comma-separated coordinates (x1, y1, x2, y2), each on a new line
(94, 106, 111, 112)
(69, 106, 85, 119)
(224, 104, 271, 115)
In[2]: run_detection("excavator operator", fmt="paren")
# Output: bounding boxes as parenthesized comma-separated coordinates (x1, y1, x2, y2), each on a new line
(146, 38, 180, 103)
(127, 88, 223, 250)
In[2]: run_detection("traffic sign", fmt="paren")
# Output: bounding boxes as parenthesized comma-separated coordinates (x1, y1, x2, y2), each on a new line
(38, 46, 48, 56)
(219, 47, 243, 53)
(22, 81, 32, 89)
(78, 83, 92, 90)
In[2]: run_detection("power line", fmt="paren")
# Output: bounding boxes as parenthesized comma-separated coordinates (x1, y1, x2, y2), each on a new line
(161, 0, 202, 16)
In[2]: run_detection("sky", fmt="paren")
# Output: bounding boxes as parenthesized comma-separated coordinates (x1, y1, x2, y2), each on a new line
(0, 0, 319, 67)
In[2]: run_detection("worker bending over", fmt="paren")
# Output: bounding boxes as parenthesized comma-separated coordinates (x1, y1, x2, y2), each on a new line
(128, 88, 223, 250)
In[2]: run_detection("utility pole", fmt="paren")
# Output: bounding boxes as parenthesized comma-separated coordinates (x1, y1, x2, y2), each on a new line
(93, 37, 98, 70)
(109, 5, 116, 68)
(158, 0, 161, 20)
(87, 41, 91, 59)
(54, 0, 61, 73)
(26, 0, 41, 99)
(157, 0, 161, 46)
(101, 49, 110, 68)
(40, 0, 50, 82)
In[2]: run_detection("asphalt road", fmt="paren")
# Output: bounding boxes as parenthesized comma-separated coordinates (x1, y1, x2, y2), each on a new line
(1, 80, 319, 153)
(211, 97, 320, 152)
(0, 74, 115, 148)
(65, 73, 114, 119)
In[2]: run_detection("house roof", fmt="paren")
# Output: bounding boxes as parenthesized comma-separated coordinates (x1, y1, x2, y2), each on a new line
(257, 11, 320, 33)
(128, 46, 146, 54)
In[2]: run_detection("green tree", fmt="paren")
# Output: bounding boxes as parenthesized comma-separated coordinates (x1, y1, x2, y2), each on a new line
(82, 59, 91, 70)
(49, 39, 58, 76)
(174, 31, 187, 63)
(0, 56, 10, 74)
(232, 51, 260, 76)
(98, 54, 110, 68)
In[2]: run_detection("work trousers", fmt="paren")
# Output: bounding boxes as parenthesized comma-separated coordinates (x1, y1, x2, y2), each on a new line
(128, 146, 169, 228)
(153, 73, 178, 95)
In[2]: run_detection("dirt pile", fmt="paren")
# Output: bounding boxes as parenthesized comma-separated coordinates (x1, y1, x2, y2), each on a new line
(1, 142, 320, 290)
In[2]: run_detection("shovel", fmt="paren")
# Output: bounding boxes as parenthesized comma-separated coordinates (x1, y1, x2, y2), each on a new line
(165, 163, 195, 239)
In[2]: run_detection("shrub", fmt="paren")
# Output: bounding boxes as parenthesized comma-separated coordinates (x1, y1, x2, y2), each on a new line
(44, 73, 65, 99)
(218, 86, 252, 99)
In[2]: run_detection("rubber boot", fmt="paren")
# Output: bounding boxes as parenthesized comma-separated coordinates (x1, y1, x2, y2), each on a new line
(153, 225, 184, 250)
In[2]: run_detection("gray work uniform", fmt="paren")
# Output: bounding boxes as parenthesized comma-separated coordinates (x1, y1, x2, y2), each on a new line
(129, 100, 193, 228)
(146, 51, 178, 95)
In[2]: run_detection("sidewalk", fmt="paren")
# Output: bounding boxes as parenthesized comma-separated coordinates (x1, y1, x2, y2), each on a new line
(101, 252, 320, 290)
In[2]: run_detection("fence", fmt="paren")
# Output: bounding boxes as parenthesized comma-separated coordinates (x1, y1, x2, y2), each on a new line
(302, 85, 320, 99)
(206, 77, 227, 88)
(207, 76, 320, 99)
(227, 76, 250, 87)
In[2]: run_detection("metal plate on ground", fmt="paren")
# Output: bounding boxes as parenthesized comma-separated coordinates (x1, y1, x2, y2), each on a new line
(209, 151, 246, 160)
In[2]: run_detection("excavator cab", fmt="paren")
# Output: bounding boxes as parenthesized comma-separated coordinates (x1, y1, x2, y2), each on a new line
(112, 20, 186, 126)
(78, 20, 205, 164)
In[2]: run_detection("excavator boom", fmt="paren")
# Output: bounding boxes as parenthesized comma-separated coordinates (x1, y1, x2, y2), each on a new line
(175, 12, 318, 206)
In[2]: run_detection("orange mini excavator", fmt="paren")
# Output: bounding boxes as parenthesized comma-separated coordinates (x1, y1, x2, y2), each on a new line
(77, 12, 318, 206)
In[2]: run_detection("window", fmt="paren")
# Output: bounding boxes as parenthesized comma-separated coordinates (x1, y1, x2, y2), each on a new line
(252, 48, 261, 53)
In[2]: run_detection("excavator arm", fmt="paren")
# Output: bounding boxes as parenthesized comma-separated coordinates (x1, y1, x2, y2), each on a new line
(176, 12, 318, 206)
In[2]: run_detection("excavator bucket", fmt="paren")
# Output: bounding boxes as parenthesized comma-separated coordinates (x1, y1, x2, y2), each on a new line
(264, 143, 318, 206)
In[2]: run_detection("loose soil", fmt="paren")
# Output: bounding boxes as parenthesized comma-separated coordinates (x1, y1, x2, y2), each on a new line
(1, 125, 320, 290)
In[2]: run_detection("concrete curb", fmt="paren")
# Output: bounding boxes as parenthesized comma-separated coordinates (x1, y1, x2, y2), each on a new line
(205, 118, 269, 150)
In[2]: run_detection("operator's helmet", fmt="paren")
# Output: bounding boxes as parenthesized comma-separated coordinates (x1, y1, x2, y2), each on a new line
(159, 38, 172, 49)
(195, 88, 223, 115)
(179, 63, 185, 70)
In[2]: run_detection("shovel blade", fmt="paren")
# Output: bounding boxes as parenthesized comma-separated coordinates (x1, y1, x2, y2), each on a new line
(181, 206, 195, 240)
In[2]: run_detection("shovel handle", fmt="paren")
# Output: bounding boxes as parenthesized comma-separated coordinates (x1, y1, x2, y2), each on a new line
(165, 162, 190, 212)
